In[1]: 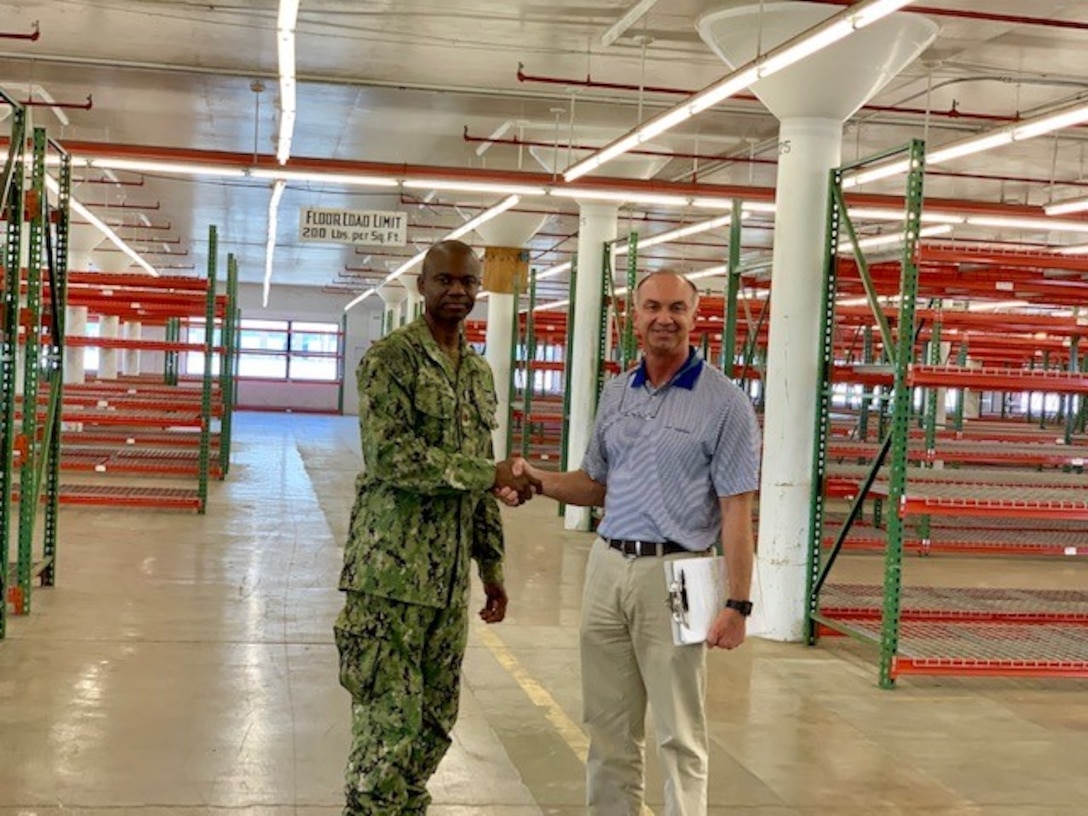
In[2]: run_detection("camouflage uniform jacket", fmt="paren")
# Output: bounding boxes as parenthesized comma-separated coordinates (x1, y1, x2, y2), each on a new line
(340, 317, 504, 608)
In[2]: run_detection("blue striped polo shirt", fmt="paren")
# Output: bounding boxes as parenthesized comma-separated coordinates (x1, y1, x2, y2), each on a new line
(580, 348, 761, 552)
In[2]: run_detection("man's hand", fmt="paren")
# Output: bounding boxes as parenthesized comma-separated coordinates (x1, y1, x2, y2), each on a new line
(493, 457, 542, 505)
(706, 608, 746, 650)
(479, 582, 508, 623)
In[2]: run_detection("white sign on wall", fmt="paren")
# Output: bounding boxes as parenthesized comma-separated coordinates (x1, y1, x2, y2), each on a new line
(298, 208, 407, 247)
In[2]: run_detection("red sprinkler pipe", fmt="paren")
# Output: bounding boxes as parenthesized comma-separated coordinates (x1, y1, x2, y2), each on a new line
(517, 64, 1029, 125)
(0, 21, 40, 41)
(23, 94, 93, 111)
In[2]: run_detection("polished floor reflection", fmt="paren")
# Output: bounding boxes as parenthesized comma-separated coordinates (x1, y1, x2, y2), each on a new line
(0, 412, 1085, 815)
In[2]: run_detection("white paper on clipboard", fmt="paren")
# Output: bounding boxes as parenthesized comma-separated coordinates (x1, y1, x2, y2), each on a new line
(664, 556, 725, 645)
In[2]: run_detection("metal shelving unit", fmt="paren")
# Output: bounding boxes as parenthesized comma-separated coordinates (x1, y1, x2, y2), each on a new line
(55, 225, 235, 511)
(806, 139, 1088, 686)
(1, 106, 73, 635)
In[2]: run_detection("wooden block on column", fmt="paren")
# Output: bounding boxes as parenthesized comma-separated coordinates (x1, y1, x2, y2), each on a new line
(483, 246, 529, 295)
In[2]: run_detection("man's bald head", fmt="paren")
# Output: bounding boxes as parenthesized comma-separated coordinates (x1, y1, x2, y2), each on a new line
(422, 240, 479, 281)
(635, 270, 698, 308)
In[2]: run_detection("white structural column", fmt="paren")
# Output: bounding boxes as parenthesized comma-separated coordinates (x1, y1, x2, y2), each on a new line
(65, 306, 88, 385)
(697, 2, 938, 641)
(64, 226, 104, 385)
(376, 283, 408, 336)
(564, 202, 617, 530)
(123, 321, 142, 376)
(99, 315, 120, 380)
(485, 292, 516, 459)
(756, 117, 842, 639)
(476, 213, 548, 461)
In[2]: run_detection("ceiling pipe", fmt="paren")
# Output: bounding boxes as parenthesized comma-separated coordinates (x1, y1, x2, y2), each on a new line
(21, 93, 93, 111)
(74, 176, 145, 187)
(516, 64, 1045, 126)
(0, 21, 40, 40)
(463, 126, 779, 166)
(464, 126, 1088, 191)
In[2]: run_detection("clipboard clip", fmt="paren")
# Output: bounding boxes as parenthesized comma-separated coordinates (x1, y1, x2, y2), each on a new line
(666, 571, 690, 629)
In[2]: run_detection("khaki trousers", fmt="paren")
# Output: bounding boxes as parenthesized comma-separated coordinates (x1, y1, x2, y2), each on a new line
(580, 538, 710, 816)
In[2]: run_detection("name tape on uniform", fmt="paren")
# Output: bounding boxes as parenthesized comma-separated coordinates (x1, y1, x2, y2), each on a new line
(299, 208, 407, 247)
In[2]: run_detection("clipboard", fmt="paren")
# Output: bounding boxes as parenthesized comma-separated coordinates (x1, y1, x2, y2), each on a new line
(664, 556, 725, 646)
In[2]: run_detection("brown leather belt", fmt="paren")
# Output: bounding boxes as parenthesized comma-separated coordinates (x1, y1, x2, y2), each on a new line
(605, 538, 693, 557)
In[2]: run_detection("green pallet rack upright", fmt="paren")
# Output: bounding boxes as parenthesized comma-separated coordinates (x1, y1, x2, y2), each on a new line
(40, 138, 72, 593)
(219, 253, 239, 477)
(0, 93, 27, 638)
(805, 139, 928, 688)
(197, 225, 218, 514)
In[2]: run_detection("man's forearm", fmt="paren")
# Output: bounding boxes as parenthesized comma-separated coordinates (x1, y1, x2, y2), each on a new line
(720, 493, 755, 600)
(538, 468, 606, 507)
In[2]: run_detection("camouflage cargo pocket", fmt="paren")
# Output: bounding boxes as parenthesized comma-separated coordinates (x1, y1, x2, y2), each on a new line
(334, 606, 384, 700)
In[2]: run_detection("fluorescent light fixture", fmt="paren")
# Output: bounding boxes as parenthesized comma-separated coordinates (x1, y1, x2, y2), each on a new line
(403, 179, 546, 196)
(535, 298, 571, 312)
(846, 98, 1088, 188)
(738, 201, 776, 214)
(847, 207, 966, 225)
(1058, 243, 1088, 255)
(966, 215, 1088, 234)
(927, 131, 1014, 164)
(262, 180, 287, 307)
(446, 194, 521, 240)
(87, 157, 249, 178)
(537, 261, 572, 281)
(686, 264, 728, 281)
(1012, 104, 1088, 140)
(248, 168, 400, 186)
(967, 299, 1031, 312)
(553, 188, 694, 207)
(562, 0, 917, 181)
(45, 175, 158, 276)
(757, 21, 853, 78)
(344, 195, 521, 312)
(841, 159, 912, 189)
(838, 223, 952, 252)
(276, 0, 300, 165)
(1045, 196, 1088, 217)
(614, 214, 734, 256)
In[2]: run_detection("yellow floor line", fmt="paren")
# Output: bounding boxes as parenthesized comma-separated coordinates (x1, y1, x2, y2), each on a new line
(476, 626, 655, 816)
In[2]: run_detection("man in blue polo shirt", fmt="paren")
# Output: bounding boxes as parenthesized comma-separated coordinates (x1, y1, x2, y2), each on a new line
(509, 270, 760, 816)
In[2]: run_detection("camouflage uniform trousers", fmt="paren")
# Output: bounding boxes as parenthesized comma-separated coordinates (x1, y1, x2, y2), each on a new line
(334, 588, 469, 816)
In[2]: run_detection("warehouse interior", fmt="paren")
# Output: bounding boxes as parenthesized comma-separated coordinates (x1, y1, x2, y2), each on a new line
(2, 1, 1088, 813)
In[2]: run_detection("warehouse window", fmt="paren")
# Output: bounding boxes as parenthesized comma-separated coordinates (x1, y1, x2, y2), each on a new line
(184, 318, 341, 382)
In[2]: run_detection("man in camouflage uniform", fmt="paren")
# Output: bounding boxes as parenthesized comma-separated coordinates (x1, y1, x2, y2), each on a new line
(336, 239, 538, 815)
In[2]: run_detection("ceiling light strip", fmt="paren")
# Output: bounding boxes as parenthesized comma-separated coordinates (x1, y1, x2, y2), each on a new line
(562, 0, 918, 182)
(262, 180, 287, 307)
(276, 0, 300, 166)
(45, 175, 159, 276)
(343, 195, 522, 312)
(844, 96, 1088, 189)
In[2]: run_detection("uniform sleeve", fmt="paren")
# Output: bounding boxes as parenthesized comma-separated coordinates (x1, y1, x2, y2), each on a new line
(471, 493, 505, 585)
(359, 345, 495, 495)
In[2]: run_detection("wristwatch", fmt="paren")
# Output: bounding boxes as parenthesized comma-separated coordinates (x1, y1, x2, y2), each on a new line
(724, 598, 754, 617)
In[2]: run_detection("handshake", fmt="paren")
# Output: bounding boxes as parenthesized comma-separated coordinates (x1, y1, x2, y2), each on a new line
(492, 456, 543, 506)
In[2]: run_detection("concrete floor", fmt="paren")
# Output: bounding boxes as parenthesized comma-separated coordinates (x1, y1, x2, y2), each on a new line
(1, 411, 1085, 815)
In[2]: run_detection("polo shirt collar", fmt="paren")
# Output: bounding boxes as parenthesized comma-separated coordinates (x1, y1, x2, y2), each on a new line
(630, 347, 703, 390)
